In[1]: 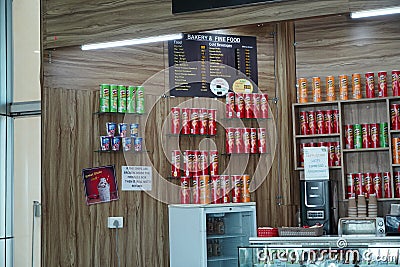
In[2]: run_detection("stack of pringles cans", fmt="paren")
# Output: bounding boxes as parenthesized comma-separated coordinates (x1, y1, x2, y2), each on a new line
(99, 84, 145, 152)
(170, 107, 217, 135)
(391, 103, 400, 165)
(297, 70, 400, 103)
(344, 123, 388, 149)
(101, 122, 143, 152)
(172, 149, 252, 205)
(225, 92, 268, 119)
(346, 171, 400, 199)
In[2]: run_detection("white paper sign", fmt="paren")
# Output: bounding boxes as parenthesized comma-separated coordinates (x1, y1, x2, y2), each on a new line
(122, 166, 152, 191)
(303, 147, 329, 180)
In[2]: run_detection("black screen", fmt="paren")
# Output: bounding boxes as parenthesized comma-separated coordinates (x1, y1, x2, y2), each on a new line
(172, 0, 290, 14)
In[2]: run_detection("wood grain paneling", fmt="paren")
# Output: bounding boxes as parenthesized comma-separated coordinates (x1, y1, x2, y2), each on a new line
(42, 0, 351, 49)
(43, 23, 299, 266)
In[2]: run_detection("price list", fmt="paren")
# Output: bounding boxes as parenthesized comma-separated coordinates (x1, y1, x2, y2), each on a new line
(168, 33, 258, 97)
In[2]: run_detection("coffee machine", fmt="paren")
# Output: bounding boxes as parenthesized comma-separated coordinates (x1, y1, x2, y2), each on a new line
(300, 180, 338, 234)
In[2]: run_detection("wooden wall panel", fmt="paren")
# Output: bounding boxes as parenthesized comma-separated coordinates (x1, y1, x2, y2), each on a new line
(42, 0, 351, 49)
(42, 23, 299, 266)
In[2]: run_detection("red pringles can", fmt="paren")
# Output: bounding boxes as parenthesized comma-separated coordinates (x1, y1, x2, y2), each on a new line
(192, 176, 200, 204)
(221, 175, 231, 203)
(361, 123, 371, 148)
(208, 109, 217, 135)
(171, 150, 181, 178)
(365, 72, 375, 98)
(299, 111, 309, 135)
(226, 92, 235, 118)
(334, 141, 341, 166)
(171, 107, 180, 134)
(369, 123, 380, 148)
(183, 150, 195, 177)
(234, 128, 244, 153)
(308, 110, 317, 135)
(327, 142, 336, 167)
(250, 128, 258, 154)
(260, 94, 268, 118)
(190, 108, 200, 135)
(392, 70, 400, 96)
(231, 175, 242, 203)
(192, 150, 200, 176)
(316, 110, 326, 134)
(383, 171, 392, 198)
(236, 93, 245, 118)
(372, 172, 383, 198)
(364, 172, 373, 199)
(333, 109, 340, 133)
(378, 71, 388, 97)
(180, 177, 190, 204)
(225, 128, 235, 154)
(242, 128, 251, 153)
(299, 143, 307, 167)
(354, 173, 364, 197)
(257, 128, 267, 153)
(390, 104, 400, 130)
(198, 151, 208, 175)
(394, 171, 400, 198)
(199, 108, 209, 135)
(324, 110, 334, 134)
(345, 124, 354, 149)
(181, 108, 191, 135)
(253, 93, 261, 118)
(347, 173, 355, 198)
(209, 150, 219, 176)
(211, 175, 222, 204)
(244, 93, 254, 118)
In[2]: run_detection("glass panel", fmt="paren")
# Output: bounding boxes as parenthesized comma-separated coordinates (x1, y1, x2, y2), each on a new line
(0, 117, 5, 238)
(12, 0, 40, 102)
(13, 116, 41, 267)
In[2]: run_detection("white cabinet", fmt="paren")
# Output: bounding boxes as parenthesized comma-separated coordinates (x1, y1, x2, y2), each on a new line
(169, 202, 257, 267)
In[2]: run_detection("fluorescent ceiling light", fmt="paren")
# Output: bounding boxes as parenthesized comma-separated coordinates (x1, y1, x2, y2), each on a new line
(81, 33, 183, 50)
(351, 6, 400, 19)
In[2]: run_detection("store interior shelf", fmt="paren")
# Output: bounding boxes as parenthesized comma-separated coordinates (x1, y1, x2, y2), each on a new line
(94, 111, 146, 115)
(339, 97, 388, 105)
(392, 164, 400, 167)
(221, 152, 269, 156)
(94, 150, 149, 153)
(342, 147, 389, 153)
(207, 255, 237, 262)
(221, 117, 270, 121)
(390, 129, 400, 134)
(166, 133, 217, 137)
(295, 133, 340, 139)
(207, 233, 246, 240)
(293, 100, 338, 107)
(296, 166, 341, 171)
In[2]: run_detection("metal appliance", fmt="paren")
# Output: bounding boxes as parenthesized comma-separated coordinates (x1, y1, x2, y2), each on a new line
(300, 180, 337, 234)
(338, 217, 385, 236)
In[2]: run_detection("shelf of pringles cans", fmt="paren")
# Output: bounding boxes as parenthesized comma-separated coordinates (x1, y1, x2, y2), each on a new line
(297, 70, 400, 103)
(98, 84, 145, 152)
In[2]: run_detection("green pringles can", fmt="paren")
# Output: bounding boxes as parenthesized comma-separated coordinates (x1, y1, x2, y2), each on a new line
(110, 84, 118, 112)
(99, 84, 110, 112)
(136, 86, 145, 114)
(127, 86, 136, 113)
(117, 85, 127, 113)
(380, 122, 389, 147)
(353, 124, 362, 149)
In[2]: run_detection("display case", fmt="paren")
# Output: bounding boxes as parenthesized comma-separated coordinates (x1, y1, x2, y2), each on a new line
(169, 202, 256, 267)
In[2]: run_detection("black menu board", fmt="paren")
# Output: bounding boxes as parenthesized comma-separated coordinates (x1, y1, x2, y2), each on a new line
(168, 33, 258, 98)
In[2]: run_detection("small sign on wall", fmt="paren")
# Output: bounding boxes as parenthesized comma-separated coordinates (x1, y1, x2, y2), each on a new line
(121, 166, 152, 191)
(304, 147, 329, 180)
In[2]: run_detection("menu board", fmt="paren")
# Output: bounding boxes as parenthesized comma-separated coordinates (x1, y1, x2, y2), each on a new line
(168, 33, 258, 97)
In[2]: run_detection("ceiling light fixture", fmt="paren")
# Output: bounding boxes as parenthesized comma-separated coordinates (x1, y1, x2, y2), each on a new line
(81, 33, 183, 50)
(350, 6, 400, 19)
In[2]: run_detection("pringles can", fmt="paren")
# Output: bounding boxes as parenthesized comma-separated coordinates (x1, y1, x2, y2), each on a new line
(353, 124, 362, 149)
(211, 175, 222, 204)
(354, 173, 364, 197)
(326, 76, 336, 101)
(339, 74, 349, 100)
(117, 85, 127, 113)
(308, 111, 317, 135)
(299, 111, 309, 135)
(242, 128, 251, 153)
(260, 94, 268, 118)
(373, 172, 383, 198)
(257, 128, 267, 154)
(221, 175, 231, 203)
(352, 73, 362, 99)
(364, 172, 373, 199)
(244, 93, 253, 118)
(190, 108, 200, 135)
(369, 123, 380, 148)
(234, 128, 244, 154)
(171, 150, 181, 178)
(392, 70, 400, 96)
(379, 122, 389, 147)
(297, 77, 308, 103)
(208, 109, 217, 135)
(312, 77, 321, 102)
(324, 110, 334, 134)
(378, 71, 388, 97)
(110, 84, 118, 112)
(100, 84, 110, 112)
(192, 176, 200, 204)
(226, 92, 235, 118)
(209, 150, 219, 176)
(181, 108, 191, 135)
(235, 93, 245, 118)
(198, 151, 208, 175)
(225, 128, 235, 154)
(328, 142, 336, 167)
(199, 175, 210, 204)
(135, 86, 145, 114)
(345, 124, 354, 149)
(253, 93, 261, 118)
(231, 175, 242, 203)
(126, 86, 136, 113)
(347, 173, 355, 198)
(171, 107, 180, 134)
(361, 123, 370, 148)
(250, 128, 258, 154)
(390, 104, 400, 130)
(180, 177, 190, 204)
(365, 72, 375, 98)
(334, 141, 341, 166)
(316, 110, 325, 134)
(333, 109, 340, 133)
(383, 172, 392, 198)
(199, 108, 209, 135)
(392, 137, 400, 164)
(242, 175, 251, 202)
(394, 171, 400, 198)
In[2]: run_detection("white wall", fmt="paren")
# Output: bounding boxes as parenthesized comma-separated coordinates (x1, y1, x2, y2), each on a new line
(12, 0, 41, 266)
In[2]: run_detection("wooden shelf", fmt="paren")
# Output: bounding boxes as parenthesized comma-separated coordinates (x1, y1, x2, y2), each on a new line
(295, 133, 340, 139)
(339, 97, 388, 104)
(295, 166, 341, 171)
(166, 133, 217, 137)
(392, 164, 400, 167)
(390, 129, 400, 134)
(342, 147, 389, 153)
(293, 100, 338, 107)
(94, 150, 149, 153)
(94, 111, 146, 115)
